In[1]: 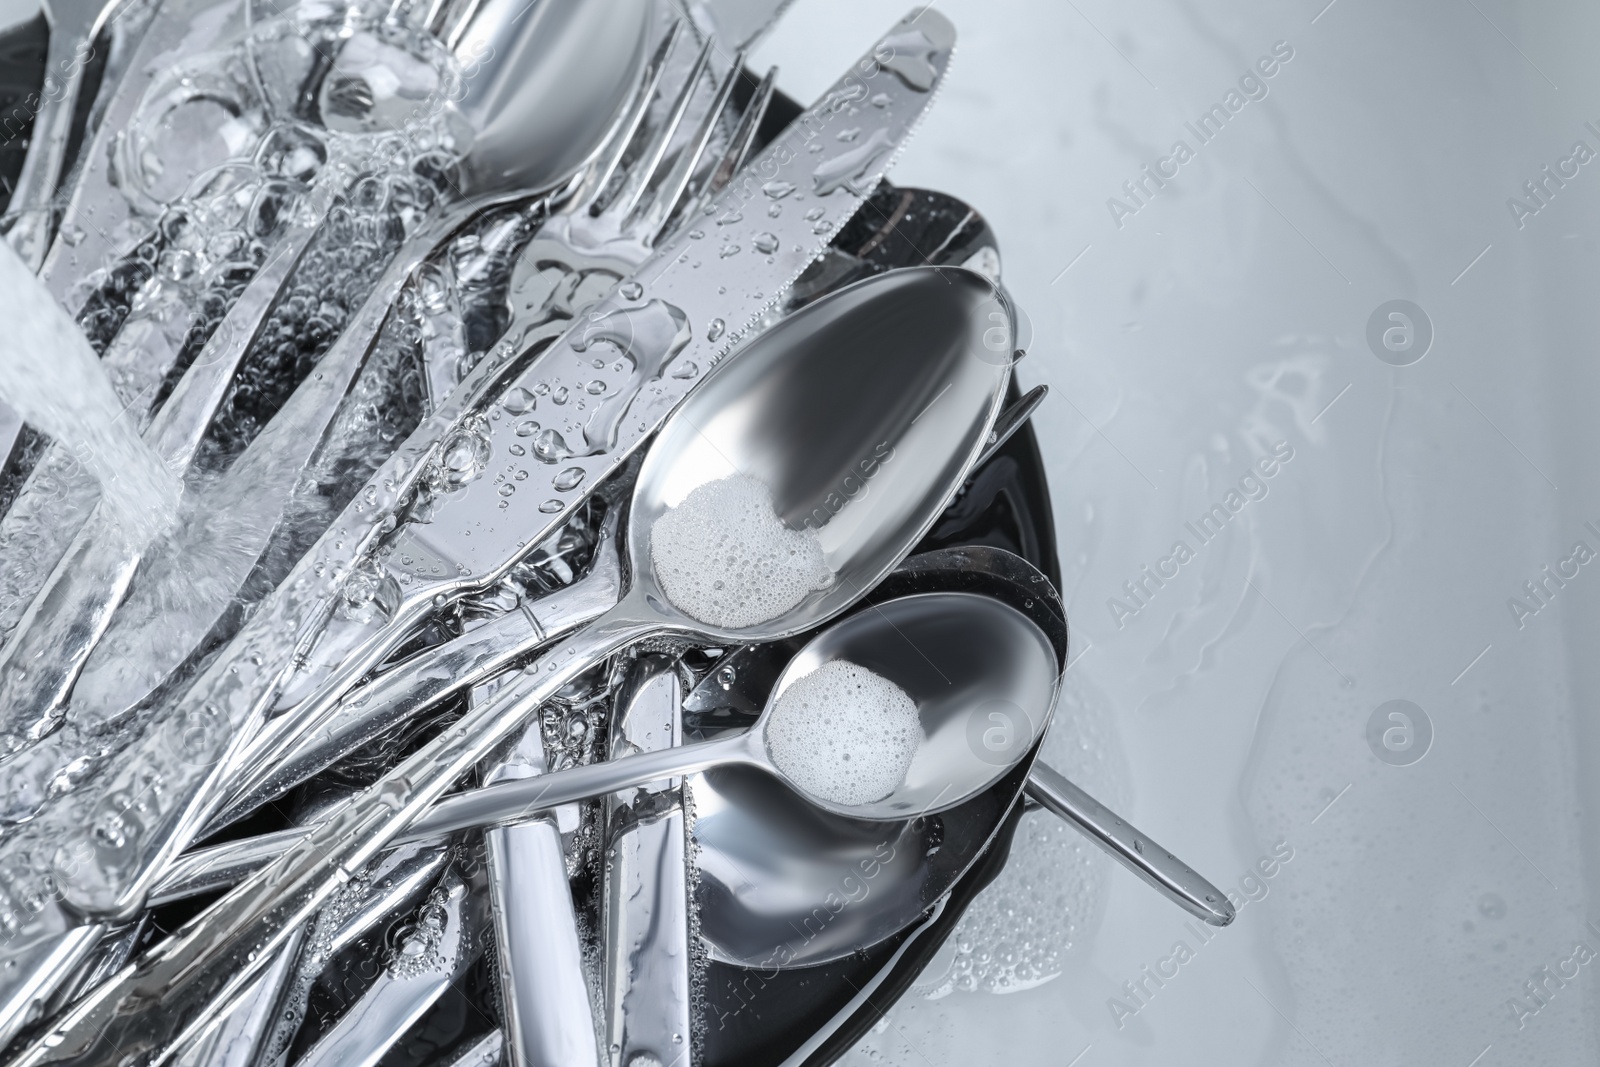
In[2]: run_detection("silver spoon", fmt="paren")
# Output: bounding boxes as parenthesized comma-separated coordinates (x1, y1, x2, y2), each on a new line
(12, 262, 1014, 1067)
(408, 590, 1058, 834)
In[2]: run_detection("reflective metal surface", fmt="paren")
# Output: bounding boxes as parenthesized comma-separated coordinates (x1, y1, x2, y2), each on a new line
(37, 0, 244, 307)
(9, 29, 965, 1054)
(168, 928, 304, 1067)
(1024, 762, 1232, 928)
(6, 0, 653, 740)
(1, 0, 131, 269)
(601, 654, 692, 1066)
(36, 11, 943, 936)
(448, 0, 650, 199)
(212, 23, 768, 834)
(482, 707, 599, 1067)
(409, 589, 1056, 831)
(208, 500, 624, 831)
(293, 870, 476, 1067)
(625, 266, 1018, 644)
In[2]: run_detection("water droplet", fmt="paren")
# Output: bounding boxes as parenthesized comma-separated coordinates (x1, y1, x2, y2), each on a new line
(871, 92, 891, 107)
(502, 386, 536, 414)
(763, 180, 796, 199)
(585, 380, 606, 395)
(620, 281, 643, 300)
(707, 318, 725, 342)
(837, 127, 862, 142)
(553, 387, 568, 404)
(539, 499, 563, 514)
(553, 467, 586, 492)
(767, 203, 782, 218)
(670, 361, 698, 379)
(529, 427, 574, 464)
(804, 207, 825, 221)
(720, 244, 740, 258)
(439, 427, 491, 485)
(515, 419, 539, 437)
(752, 232, 779, 254)
(497, 484, 515, 497)
(716, 664, 737, 689)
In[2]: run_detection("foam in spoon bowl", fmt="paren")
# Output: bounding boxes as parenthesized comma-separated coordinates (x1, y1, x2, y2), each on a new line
(649, 473, 832, 629)
(765, 660, 923, 807)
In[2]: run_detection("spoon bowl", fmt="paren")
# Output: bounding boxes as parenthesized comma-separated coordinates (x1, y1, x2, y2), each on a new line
(751, 590, 1058, 819)
(409, 588, 1058, 838)
(626, 264, 1020, 643)
(446, 0, 653, 197)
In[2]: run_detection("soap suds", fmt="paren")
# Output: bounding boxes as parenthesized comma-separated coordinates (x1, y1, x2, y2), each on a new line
(650, 474, 832, 629)
(766, 661, 922, 807)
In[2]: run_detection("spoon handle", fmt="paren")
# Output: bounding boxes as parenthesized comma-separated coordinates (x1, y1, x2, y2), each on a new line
(404, 732, 756, 845)
(1025, 761, 1235, 927)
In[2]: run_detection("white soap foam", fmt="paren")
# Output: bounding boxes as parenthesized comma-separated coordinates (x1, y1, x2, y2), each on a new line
(649, 473, 832, 629)
(765, 660, 922, 807)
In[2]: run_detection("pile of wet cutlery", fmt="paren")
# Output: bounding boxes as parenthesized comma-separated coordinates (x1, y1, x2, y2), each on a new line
(0, 1, 1233, 1064)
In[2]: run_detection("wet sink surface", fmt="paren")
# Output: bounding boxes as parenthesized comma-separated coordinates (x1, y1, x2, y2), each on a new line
(756, 2, 1600, 1064)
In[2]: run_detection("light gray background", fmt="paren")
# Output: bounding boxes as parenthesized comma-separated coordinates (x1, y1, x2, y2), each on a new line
(5, 0, 1595, 1063)
(754, 2, 1597, 1066)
